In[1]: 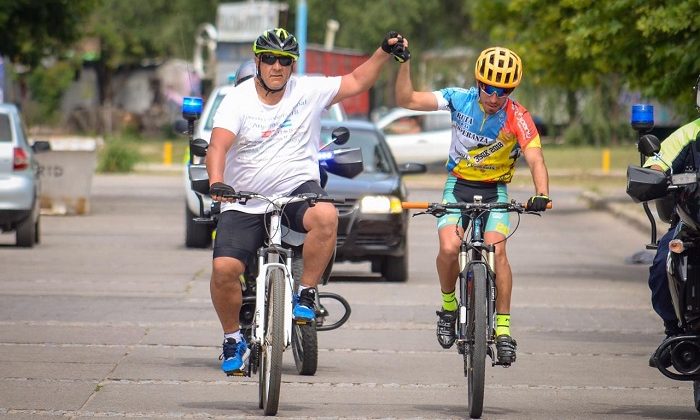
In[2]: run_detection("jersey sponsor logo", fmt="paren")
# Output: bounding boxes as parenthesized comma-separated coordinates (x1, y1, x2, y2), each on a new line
(472, 140, 504, 163)
(456, 125, 492, 146)
(511, 103, 532, 139)
(455, 112, 474, 126)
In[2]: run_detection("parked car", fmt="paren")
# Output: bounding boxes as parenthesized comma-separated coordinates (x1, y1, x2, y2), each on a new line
(183, 84, 347, 248)
(321, 119, 426, 282)
(375, 107, 452, 165)
(0, 104, 50, 247)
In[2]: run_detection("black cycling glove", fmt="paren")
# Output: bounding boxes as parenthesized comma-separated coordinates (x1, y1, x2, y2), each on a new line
(210, 182, 236, 198)
(527, 194, 551, 212)
(381, 31, 411, 63)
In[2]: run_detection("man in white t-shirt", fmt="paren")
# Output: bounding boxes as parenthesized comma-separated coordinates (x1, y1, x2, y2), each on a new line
(206, 27, 409, 375)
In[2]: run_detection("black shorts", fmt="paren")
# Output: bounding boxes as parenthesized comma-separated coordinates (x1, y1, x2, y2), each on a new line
(213, 181, 326, 265)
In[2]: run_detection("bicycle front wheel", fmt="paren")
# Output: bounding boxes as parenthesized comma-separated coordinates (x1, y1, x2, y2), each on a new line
(464, 263, 487, 419)
(259, 267, 285, 416)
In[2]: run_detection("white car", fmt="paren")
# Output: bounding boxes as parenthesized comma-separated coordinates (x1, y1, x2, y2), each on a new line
(183, 84, 347, 248)
(375, 108, 452, 165)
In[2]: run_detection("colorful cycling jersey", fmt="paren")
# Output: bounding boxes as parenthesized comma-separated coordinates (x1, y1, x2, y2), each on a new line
(435, 87, 541, 183)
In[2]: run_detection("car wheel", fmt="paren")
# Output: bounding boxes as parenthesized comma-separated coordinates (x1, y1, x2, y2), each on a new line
(185, 202, 211, 248)
(34, 216, 40, 244)
(381, 253, 407, 282)
(16, 215, 36, 248)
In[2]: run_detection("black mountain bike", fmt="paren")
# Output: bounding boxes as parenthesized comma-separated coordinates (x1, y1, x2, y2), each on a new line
(403, 196, 546, 419)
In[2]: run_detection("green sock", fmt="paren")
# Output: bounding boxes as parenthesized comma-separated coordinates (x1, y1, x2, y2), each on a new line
(441, 290, 458, 312)
(496, 313, 510, 337)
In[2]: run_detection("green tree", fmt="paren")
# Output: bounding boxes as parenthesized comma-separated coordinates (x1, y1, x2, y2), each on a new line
(286, 0, 486, 107)
(0, 0, 95, 67)
(85, 0, 219, 105)
(472, 0, 700, 136)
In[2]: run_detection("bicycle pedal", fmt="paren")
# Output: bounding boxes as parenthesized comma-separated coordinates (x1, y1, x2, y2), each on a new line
(226, 369, 247, 377)
(294, 318, 313, 325)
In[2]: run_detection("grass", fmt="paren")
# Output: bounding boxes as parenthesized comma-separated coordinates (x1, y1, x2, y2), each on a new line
(123, 134, 640, 194)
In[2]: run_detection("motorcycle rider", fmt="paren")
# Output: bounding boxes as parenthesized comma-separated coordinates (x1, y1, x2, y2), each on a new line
(645, 73, 700, 368)
(394, 45, 551, 364)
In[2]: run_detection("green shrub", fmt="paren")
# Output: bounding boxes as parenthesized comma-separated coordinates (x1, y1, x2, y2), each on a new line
(97, 140, 141, 172)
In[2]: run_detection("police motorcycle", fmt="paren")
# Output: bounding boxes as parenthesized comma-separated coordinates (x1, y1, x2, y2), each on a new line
(180, 97, 359, 375)
(626, 104, 700, 411)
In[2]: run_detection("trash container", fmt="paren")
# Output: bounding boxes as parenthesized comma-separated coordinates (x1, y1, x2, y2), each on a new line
(34, 136, 101, 215)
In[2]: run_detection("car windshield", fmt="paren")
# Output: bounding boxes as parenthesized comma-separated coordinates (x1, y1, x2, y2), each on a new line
(321, 128, 393, 174)
(203, 93, 227, 131)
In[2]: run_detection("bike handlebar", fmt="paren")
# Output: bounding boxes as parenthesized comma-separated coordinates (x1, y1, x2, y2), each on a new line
(401, 200, 552, 213)
(220, 190, 345, 206)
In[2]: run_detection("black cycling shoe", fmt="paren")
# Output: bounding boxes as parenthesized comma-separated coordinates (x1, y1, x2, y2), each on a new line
(496, 334, 517, 364)
(436, 309, 457, 349)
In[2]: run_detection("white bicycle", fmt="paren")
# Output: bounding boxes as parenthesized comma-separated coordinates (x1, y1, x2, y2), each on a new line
(219, 188, 345, 416)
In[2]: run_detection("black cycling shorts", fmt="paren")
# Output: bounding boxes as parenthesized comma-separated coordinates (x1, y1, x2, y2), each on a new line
(212, 181, 326, 265)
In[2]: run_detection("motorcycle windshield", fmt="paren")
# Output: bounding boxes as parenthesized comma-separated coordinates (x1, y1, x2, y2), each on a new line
(626, 165, 669, 203)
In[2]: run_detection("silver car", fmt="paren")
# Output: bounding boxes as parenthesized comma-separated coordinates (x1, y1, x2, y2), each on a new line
(0, 103, 50, 247)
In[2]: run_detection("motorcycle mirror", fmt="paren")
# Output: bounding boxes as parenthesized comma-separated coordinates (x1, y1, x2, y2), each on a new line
(173, 119, 188, 135)
(190, 138, 208, 157)
(331, 127, 350, 145)
(638, 134, 661, 157)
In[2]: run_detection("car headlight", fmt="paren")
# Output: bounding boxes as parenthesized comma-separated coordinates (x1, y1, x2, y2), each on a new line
(359, 195, 402, 214)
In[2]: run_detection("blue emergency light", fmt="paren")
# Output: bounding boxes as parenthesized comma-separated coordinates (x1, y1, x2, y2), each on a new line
(182, 96, 203, 121)
(631, 104, 654, 131)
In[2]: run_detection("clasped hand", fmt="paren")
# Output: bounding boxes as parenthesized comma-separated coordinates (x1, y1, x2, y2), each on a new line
(210, 182, 236, 203)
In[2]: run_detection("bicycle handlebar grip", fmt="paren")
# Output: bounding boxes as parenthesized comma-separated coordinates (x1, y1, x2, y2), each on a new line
(401, 201, 430, 209)
(328, 196, 346, 204)
(523, 201, 553, 210)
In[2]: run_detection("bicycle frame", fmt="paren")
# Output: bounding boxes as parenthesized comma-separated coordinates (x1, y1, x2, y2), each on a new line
(251, 197, 302, 351)
(457, 209, 497, 355)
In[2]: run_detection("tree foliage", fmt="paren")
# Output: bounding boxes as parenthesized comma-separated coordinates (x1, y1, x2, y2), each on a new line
(472, 0, 700, 116)
(0, 0, 95, 67)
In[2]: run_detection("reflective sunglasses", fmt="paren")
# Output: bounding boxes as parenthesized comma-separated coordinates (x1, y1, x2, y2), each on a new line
(259, 53, 294, 67)
(479, 83, 513, 98)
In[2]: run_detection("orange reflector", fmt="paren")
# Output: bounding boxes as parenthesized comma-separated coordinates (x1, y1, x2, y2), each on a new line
(669, 239, 685, 254)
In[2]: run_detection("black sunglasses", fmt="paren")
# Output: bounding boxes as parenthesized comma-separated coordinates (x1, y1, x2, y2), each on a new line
(259, 54, 294, 67)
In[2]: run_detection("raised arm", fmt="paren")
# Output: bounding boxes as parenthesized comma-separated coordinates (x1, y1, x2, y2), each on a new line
(331, 32, 406, 105)
(395, 61, 438, 111)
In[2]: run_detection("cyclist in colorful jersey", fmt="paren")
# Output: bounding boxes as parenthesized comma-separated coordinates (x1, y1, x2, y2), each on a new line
(395, 45, 551, 364)
(644, 73, 700, 369)
(207, 28, 408, 375)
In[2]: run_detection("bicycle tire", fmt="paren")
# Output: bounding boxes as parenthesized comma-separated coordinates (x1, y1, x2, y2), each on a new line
(290, 249, 319, 375)
(259, 267, 285, 416)
(465, 263, 487, 419)
(292, 323, 318, 375)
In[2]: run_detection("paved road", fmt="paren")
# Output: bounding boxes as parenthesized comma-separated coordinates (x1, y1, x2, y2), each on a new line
(0, 174, 694, 419)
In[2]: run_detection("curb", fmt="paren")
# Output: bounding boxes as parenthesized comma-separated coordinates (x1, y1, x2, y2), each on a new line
(579, 190, 668, 235)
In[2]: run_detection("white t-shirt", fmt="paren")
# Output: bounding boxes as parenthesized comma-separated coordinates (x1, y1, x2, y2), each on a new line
(212, 74, 341, 213)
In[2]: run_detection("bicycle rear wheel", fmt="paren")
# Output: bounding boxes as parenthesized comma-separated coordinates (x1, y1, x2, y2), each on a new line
(464, 263, 487, 419)
(291, 250, 319, 375)
(292, 322, 318, 375)
(259, 267, 285, 416)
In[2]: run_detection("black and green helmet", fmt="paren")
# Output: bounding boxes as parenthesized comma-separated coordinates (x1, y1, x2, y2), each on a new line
(252, 28, 299, 60)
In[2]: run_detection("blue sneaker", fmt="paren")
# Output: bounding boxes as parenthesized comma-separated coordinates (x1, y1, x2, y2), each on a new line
(293, 288, 316, 322)
(220, 337, 250, 375)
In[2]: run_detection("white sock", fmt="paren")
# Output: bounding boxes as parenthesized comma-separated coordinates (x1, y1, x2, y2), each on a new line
(224, 331, 241, 342)
(297, 285, 310, 294)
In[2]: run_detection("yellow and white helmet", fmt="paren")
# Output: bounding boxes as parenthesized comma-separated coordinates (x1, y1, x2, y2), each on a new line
(475, 47, 523, 89)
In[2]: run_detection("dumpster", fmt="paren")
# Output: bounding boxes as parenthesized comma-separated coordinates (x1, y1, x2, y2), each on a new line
(34, 136, 101, 215)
